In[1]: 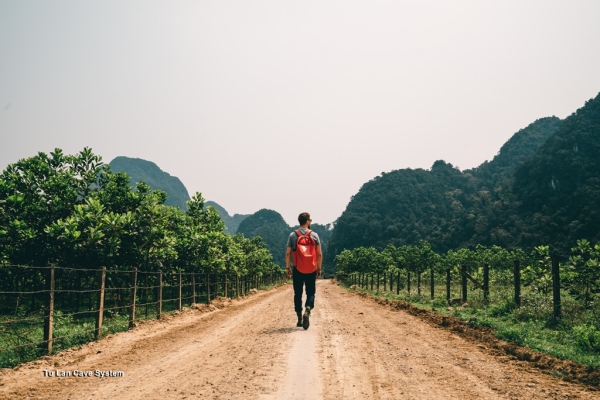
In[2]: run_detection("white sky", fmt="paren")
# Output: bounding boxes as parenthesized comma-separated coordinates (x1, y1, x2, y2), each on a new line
(1, 1, 600, 226)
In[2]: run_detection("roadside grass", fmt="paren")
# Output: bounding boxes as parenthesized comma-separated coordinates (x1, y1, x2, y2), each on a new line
(1, 301, 184, 369)
(346, 283, 600, 370)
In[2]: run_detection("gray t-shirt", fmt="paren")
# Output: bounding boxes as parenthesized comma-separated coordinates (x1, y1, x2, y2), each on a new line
(286, 229, 321, 251)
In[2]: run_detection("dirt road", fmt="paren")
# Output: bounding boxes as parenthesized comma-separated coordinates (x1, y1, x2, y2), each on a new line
(0, 280, 597, 399)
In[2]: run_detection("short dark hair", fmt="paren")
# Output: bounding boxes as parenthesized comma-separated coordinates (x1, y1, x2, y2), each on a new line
(298, 212, 311, 226)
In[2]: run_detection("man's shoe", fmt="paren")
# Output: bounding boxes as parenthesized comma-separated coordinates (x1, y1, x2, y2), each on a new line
(296, 312, 303, 327)
(302, 306, 311, 330)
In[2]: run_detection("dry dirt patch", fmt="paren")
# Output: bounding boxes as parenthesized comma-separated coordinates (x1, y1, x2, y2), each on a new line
(351, 286, 600, 388)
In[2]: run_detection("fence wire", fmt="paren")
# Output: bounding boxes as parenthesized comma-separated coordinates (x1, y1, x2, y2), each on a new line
(0, 264, 287, 368)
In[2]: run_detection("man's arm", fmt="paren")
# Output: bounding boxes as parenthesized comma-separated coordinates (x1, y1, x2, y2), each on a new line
(316, 245, 323, 277)
(285, 246, 292, 278)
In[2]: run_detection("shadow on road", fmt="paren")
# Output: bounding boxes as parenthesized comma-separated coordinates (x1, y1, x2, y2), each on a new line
(261, 327, 298, 335)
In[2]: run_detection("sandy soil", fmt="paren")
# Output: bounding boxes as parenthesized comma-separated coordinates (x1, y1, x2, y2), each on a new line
(0, 280, 598, 399)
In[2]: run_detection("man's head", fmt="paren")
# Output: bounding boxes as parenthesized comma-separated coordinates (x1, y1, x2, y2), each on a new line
(298, 212, 311, 227)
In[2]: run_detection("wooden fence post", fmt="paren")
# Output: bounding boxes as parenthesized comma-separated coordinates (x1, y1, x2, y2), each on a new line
(144, 273, 149, 318)
(552, 254, 561, 319)
(43, 264, 55, 354)
(95, 266, 106, 340)
(157, 270, 163, 319)
(178, 271, 182, 311)
(446, 268, 451, 301)
(461, 265, 468, 302)
(396, 271, 400, 295)
(430, 267, 434, 300)
(513, 260, 521, 307)
(206, 273, 211, 304)
(407, 272, 411, 295)
(483, 264, 490, 303)
(129, 268, 137, 329)
(192, 272, 196, 304)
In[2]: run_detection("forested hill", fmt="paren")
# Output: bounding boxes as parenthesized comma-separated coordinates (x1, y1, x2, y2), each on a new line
(327, 92, 600, 262)
(107, 157, 297, 258)
(108, 158, 250, 234)
(513, 93, 600, 251)
(205, 201, 250, 234)
(109, 157, 190, 209)
(327, 161, 478, 257)
(236, 209, 290, 266)
(469, 116, 562, 186)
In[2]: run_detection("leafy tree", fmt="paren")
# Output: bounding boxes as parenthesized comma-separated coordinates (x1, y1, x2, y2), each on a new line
(522, 245, 553, 295)
(0, 148, 104, 266)
(566, 240, 600, 309)
(0, 148, 280, 283)
(334, 249, 354, 275)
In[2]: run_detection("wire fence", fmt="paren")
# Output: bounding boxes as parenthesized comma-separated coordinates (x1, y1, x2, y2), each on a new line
(0, 264, 287, 368)
(338, 257, 564, 313)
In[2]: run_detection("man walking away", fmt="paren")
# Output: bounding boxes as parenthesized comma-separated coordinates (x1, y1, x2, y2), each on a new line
(285, 212, 322, 330)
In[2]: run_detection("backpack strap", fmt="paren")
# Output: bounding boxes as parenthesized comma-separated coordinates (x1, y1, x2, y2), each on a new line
(293, 229, 313, 251)
(295, 229, 312, 237)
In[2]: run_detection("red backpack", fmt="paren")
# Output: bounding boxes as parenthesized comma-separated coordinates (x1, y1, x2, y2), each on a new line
(293, 229, 318, 274)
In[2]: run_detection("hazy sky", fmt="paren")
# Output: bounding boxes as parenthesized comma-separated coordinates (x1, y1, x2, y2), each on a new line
(1, 1, 600, 226)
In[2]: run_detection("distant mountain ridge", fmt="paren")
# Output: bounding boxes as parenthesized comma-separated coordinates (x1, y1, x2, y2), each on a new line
(469, 116, 562, 187)
(109, 156, 191, 209)
(108, 157, 251, 233)
(205, 201, 250, 234)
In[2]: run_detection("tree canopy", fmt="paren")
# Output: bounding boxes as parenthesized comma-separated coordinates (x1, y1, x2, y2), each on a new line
(0, 149, 279, 278)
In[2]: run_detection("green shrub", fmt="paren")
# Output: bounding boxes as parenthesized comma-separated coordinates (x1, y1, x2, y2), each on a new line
(573, 325, 600, 353)
(432, 297, 449, 308)
(511, 293, 553, 322)
(488, 300, 517, 317)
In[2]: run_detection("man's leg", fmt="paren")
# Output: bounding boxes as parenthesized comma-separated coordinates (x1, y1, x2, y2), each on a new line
(304, 271, 317, 310)
(302, 272, 317, 330)
(292, 268, 304, 315)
